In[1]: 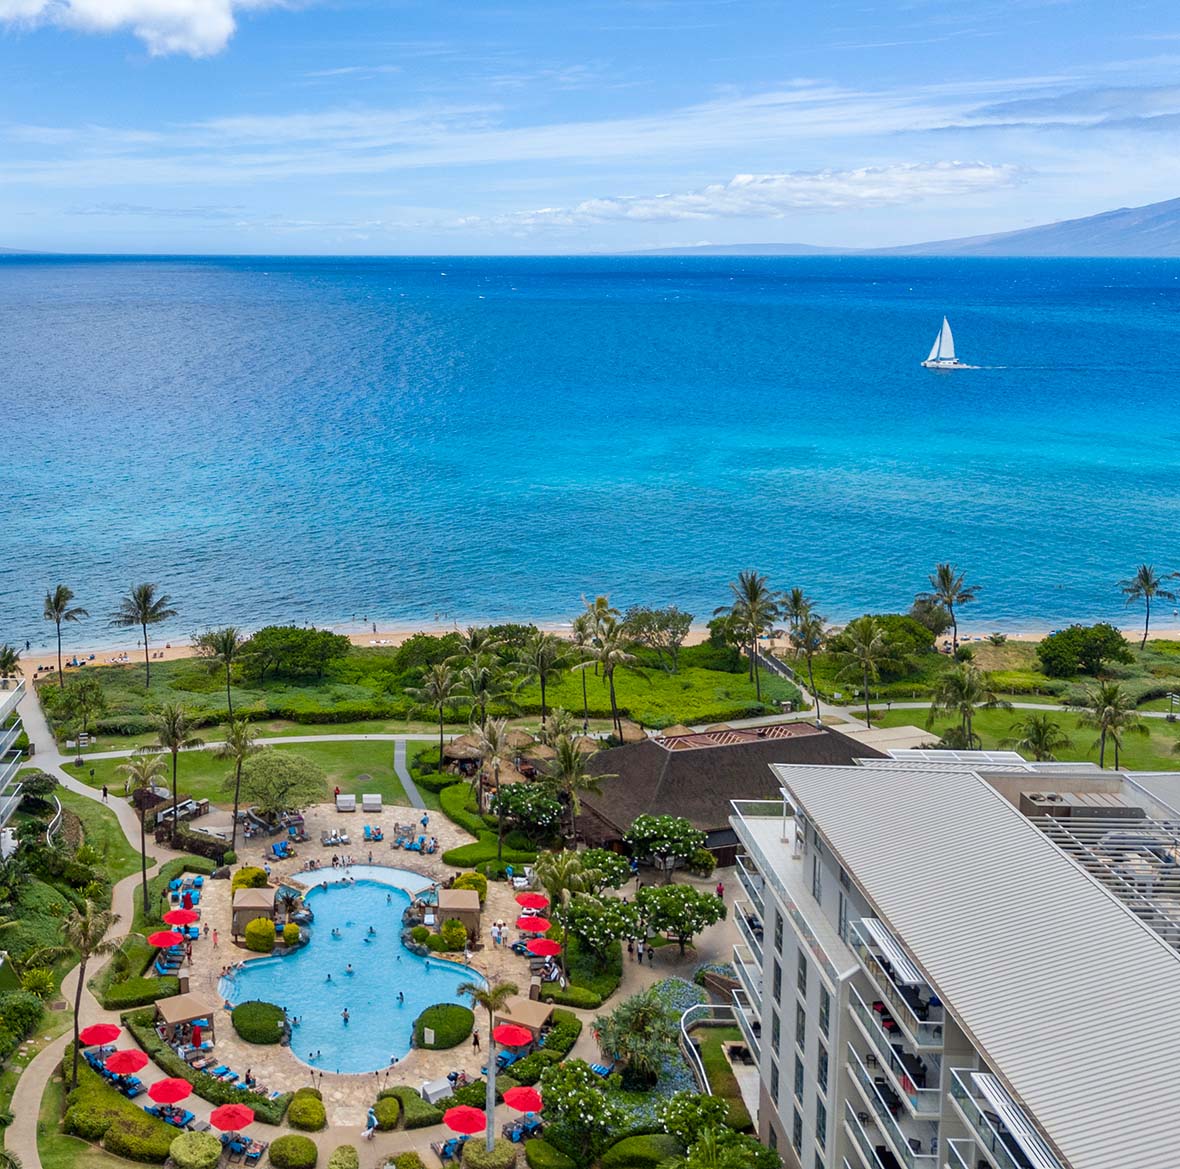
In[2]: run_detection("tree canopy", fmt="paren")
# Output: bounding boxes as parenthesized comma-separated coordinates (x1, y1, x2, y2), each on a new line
(637, 883, 726, 955)
(624, 815, 706, 881)
(237, 750, 328, 815)
(1036, 623, 1133, 678)
(240, 625, 352, 682)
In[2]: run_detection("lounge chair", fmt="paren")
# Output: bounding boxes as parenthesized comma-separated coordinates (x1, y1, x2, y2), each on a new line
(336, 794, 357, 812)
(590, 1062, 614, 1077)
(363, 825, 372, 842)
(362, 793, 382, 813)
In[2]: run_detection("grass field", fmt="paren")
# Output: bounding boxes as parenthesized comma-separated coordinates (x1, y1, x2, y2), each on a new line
(55, 788, 141, 885)
(695, 1024, 752, 1130)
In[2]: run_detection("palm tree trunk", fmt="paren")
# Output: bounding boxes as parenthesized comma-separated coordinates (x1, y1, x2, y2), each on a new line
(140, 814, 150, 914)
(540, 673, 547, 725)
(71, 958, 86, 1089)
(226, 663, 233, 716)
(1099, 728, 1107, 768)
(580, 669, 588, 729)
(807, 655, 821, 727)
(1143, 598, 1151, 650)
(142, 620, 151, 687)
(608, 671, 620, 738)
(57, 621, 64, 689)
(950, 607, 958, 653)
(485, 1021, 497, 1154)
(438, 709, 445, 776)
(1114, 739, 1120, 769)
(753, 644, 762, 702)
(862, 666, 872, 725)
(171, 750, 179, 845)
(231, 759, 243, 852)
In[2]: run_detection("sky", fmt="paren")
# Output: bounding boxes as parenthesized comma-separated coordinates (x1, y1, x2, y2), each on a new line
(1, 0, 1179, 253)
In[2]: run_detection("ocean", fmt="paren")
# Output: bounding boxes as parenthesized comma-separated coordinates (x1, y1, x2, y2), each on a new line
(2, 253, 1178, 649)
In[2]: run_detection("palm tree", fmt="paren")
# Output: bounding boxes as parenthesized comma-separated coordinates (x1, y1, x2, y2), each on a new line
(474, 718, 513, 858)
(407, 663, 459, 774)
(534, 849, 592, 976)
(63, 899, 119, 1089)
(194, 626, 246, 714)
(927, 664, 1010, 747)
(0, 645, 20, 680)
(110, 583, 177, 688)
(150, 703, 204, 844)
(1072, 680, 1146, 768)
(664, 1128, 748, 1169)
(780, 587, 810, 633)
(715, 570, 779, 700)
(217, 717, 258, 853)
(516, 630, 567, 727)
(116, 753, 166, 914)
(832, 615, 898, 726)
(539, 707, 578, 746)
(457, 660, 517, 729)
(456, 978, 519, 1153)
(571, 616, 635, 739)
(1120, 564, 1175, 649)
(789, 609, 826, 727)
(918, 563, 979, 652)
(42, 585, 88, 690)
(570, 613, 594, 730)
(582, 595, 620, 646)
(547, 734, 611, 840)
(1002, 713, 1072, 762)
(448, 626, 501, 665)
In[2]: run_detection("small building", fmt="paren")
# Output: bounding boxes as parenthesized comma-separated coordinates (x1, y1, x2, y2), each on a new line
(494, 994, 553, 1037)
(436, 888, 481, 936)
(231, 886, 275, 937)
(156, 991, 218, 1044)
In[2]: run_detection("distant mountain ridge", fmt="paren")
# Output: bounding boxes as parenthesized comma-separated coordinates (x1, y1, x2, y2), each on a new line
(636, 195, 1180, 258)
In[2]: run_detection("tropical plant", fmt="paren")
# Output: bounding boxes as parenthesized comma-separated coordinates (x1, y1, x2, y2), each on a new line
(538, 706, 579, 746)
(1036, 623, 1134, 678)
(456, 978, 519, 1153)
(448, 626, 502, 666)
(1120, 564, 1176, 649)
(623, 815, 705, 883)
(570, 612, 595, 730)
(458, 660, 517, 729)
(61, 675, 107, 735)
(217, 717, 259, 852)
(489, 783, 563, 844)
(194, 626, 246, 714)
(780, 587, 810, 632)
(473, 718, 513, 858)
(657, 1092, 730, 1147)
(579, 848, 631, 893)
(237, 750, 327, 816)
(534, 850, 593, 975)
(64, 899, 120, 1088)
(663, 1127, 778, 1169)
(917, 562, 979, 651)
(0, 644, 18, 680)
(150, 703, 204, 843)
(1001, 713, 1072, 762)
(110, 582, 178, 687)
(789, 607, 826, 726)
(546, 735, 609, 839)
(571, 617, 635, 739)
(636, 883, 726, 956)
(714, 570, 779, 700)
(42, 584, 88, 689)
(927, 664, 1010, 748)
(406, 664, 460, 774)
(564, 896, 640, 966)
(117, 752, 167, 913)
(908, 597, 953, 639)
(832, 614, 899, 725)
(593, 986, 677, 1086)
(537, 1059, 626, 1169)
(516, 630, 567, 724)
(620, 606, 693, 673)
(1071, 680, 1147, 768)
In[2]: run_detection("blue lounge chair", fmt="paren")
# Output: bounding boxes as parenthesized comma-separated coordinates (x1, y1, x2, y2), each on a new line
(193, 876, 205, 887)
(590, 1063, 613, 1077)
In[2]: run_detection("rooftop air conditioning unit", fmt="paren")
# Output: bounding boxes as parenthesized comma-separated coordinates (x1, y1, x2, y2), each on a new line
(1019, 791, 1071, 818)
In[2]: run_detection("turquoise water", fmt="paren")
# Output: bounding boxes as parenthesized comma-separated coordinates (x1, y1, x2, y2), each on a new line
(3, 254, 1180, 640)
(222, 869, 480, 1074)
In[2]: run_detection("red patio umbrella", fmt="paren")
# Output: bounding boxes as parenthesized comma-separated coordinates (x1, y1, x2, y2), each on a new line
(148, 1078, 193, 1105)
(492, 1024, 534, 1048)
(147, 930, 184, 948)
(163, 909, 200, 926)
(79, 1023, 121, 1047)
(526, 938, 561, 957)
(104, 1049, 149, 1075)
(502, 1086, 542, 1113)
(442, 1105, 487, 1135)
(515, 917, 550, 933)
(209, 1104, 255, 1131)
(515, 893, 549, 910)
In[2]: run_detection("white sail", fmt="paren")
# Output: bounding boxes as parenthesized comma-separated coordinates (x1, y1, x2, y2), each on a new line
(937, 316, 955, 361)
(926, 332, 941, 363)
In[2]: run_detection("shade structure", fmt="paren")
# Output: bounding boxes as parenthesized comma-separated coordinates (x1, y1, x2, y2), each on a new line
(443, 1105, 487, 1135)
(78, 1023, 121, 1047)
(515, 892, 550, 910)
(524, 743, 556, 761)
(163, 909, 200, 926)
(502, 1086, 542, 1113)
(492, 1024, 534, 1049)
(209, 1104, 255, 1131)
(526, 938, 562, 958)
(504, 729, 535, 749)
(148, 1078, 193, 1105)
(515, 917, 550, 933)
(105, 1049, 149, 1075)
(147, 930, 184, 948)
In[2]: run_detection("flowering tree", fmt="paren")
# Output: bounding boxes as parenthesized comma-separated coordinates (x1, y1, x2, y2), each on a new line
(563, 896, 641, 965)
(624, 815, 706, 883)
(658, 1092, 730, 1146)
(637, 884, 726, 956)
(489, 783, 563, 843)
(538, 1059, 627, 1168)
(580, 848, 632, 893)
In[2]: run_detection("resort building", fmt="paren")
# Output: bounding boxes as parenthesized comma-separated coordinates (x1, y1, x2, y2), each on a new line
(0, 680, 26, 828)
(730, 750, 1180, 1169)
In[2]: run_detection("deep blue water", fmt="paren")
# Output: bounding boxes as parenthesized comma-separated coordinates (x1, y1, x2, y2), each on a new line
(3, 253, 1179, 645)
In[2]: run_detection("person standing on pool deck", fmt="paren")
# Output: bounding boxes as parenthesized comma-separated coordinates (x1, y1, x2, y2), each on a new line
(421, 812, 429, 830)
(472, 1030, 480, 1051)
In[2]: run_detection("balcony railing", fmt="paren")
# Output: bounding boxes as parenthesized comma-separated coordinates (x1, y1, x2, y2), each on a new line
(0, 722, 21, 760)
(846, 1044, 939, 1169)
(735, 854, 765, 917)
(850, 924, 943, 1050)
(946, 1140, 974, 1169)
(844, 1100, 891, 1169)
(0, 680, 25, 725)
(949, 1070, 1061, 1169)
(0, 754, 22, 795)
(734, 900, 765, 965)
(731, 988, 761, 1062)
(733, 944, 762, 1011)
(848, 986, 941, 1117)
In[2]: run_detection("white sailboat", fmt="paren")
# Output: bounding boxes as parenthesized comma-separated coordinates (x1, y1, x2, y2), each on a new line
(921, 316, 968, 369)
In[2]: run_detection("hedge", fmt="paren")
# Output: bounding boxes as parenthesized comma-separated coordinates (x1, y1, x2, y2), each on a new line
(288, 1089, 327, 1131)
(382, 1086, 442, 1129)
(391, 1155, 426, 1169)
(269, 1135, 318, 1169)
(327, 1147, 358, 1169)
(460, 1139, 516, 1169)
(232, 866, 270, 892)
(245, 918, 276, 952)
(414, 1003, 474, 1049)
(414, 771, 460, 794)
(232, 1000, 285, 1044)
(442, 839, 537, 868)
(100, 974, 180, 1009)
(543, 1009, 582, 1056)
(600, 1135, 683, 1169)
(439, 785, 486, 835)
(506, 1049, 562, 1086)
(524, 1140, 576, 1169)
(63, 1062, 175, 1164)
(539, 985, 604, 1010)
(373, 1096, 400, 1131)
(170, 1131, 223, 1169)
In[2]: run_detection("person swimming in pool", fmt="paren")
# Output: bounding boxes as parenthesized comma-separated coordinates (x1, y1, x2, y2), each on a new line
(368, 926, 376, 935)
(326, 974, 332, 982)
(397, 991, 404, 1005)
(346, 964, 353, 974)
(341, 1008, 350, 1024)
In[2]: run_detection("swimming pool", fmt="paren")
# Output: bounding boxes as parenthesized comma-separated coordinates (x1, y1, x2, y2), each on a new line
(221, 867, 482, 1074)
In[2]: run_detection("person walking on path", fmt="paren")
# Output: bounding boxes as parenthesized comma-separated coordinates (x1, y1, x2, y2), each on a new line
(212, 929, 218, 947)
(101, 785, 108, 803)
(472, 1029, 480, 1051)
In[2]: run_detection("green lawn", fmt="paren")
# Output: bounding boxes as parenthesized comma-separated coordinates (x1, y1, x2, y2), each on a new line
(694, 1024, 752, 1130)
(36, 1073, 145, 1169)
(55, 788, 141, 885)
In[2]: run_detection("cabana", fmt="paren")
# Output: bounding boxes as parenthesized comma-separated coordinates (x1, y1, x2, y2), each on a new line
(494, 995, 553, 1037)
(436, 888, 481, 936)
(231, 887, 275, 938)
(156, 992, 218, 1043)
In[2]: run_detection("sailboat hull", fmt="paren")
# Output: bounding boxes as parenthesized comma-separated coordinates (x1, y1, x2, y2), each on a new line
(921, 357, 967, 369)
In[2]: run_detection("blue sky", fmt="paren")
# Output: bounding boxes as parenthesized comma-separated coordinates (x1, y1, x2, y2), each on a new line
(1, 0, 1179, 253)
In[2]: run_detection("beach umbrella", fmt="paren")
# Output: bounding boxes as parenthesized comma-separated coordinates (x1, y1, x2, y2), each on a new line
(209, 1104, 255, 1132)
(515, 916, 550, 933)
(526, 938, 561, 958)
(79, 1023, 120, 1047)
(148, 1078, 193, 1105)
(163, 909, 199, 926)
(502, 1086, 542, 1113)
(147, 930, 183, 948)
(442, 1105, 487, 1135)
(104, 1049, 149, 1075)
(515, 892, 549, 910)
(492, 1024, 534, 1049)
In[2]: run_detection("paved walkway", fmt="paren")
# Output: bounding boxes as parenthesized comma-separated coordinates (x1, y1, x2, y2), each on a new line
(392, 740, 425, 809)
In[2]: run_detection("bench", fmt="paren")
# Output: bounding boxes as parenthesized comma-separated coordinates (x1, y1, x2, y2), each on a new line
(335, 794, 357, 812)
(362, 793, 382, 813)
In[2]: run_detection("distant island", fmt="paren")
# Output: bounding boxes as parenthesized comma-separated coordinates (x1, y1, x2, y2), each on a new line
(635, 195, 1180, 258)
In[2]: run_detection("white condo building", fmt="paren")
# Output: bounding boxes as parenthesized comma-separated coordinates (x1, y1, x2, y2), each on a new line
(0, 679, 26, 828)
(729, 750, 1180, 1169)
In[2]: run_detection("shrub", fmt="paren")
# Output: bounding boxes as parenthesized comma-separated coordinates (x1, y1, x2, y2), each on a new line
(326, 1147, 359, 1169)
(539, 985, 602, 1010)
(460, 1139, 516, 1169)
(282, 923, 301, 946)
(439, 918, 468, 951)
(410, 925, 430, 943)
(170, 1131, 223, 1169)
(222, 850, 238, 865)
(20, 967, 55, 999)
(543, 1010, 582, 1057)
(232, 866, 270, 892)
(232, 1000, 285, 1044)
(687, 848, 715, 879)
(383, 1086, 441, 1129)
(507, 1049, 562, 1086)
(103, 1112, 178, 1162)
(373, 1095, 400, 1131)
(0, 990, 45, 1037)
(442, 840, 537, 868)
(97, 975, 179, 1009)
(452, 871, 488, 902)
(439, 784, 486, 835)
(269, 1135, 319, 1169)
(64, 1064, 175, 1164)
(426, 935, 450, 952)
(600, 1135, 682, 1169)
(244, 918, 276, 952)
(392, 1155, 426, 1169)
(524, 1140, 575, 1169)
(288, 1088, 327, 1131)
(414, 1003, 474, 1049)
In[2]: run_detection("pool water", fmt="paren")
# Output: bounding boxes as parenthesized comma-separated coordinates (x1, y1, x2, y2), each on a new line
(221, 868, 482, 1073)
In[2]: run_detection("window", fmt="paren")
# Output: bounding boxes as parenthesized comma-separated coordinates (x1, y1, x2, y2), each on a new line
(819, 987, 831, 1038)
(817, 1041, 829, 1095)
(814, 1156, 826, 1169)
(812, 825, 823, 854)
(839, 865, 851, 890)
(811, 853, 823, 903)
(770, 1060, 780, 1102)
(837, 891, 849, 942)
(768, 1127, 778, 1152)
(771, 1010, 781, 1050)
(797, 951, 808, 997)
(792, 1108, 803, 1153)
(774, 912, 784, 954)
(793, 1054, 804, 1102)
(772, 960, 782, 1004)
(795, 1001, 806, 1051)
(815, 1099, 828, 1150)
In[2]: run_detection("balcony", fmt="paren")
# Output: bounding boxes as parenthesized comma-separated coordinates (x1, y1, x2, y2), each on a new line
(735, 854, 765, 918)
(850, 922, 943, 1050)
(0, 721, 21, 760)
(846, 1044, 939, 1169)
(731, 987, 761, 1062)
(0, 680, 24, 726)
(735, 899, 765, 965)
(848, 987, 941, 1118)
(949, 1070, 1061, 1169)
(845, 1100, 903, 1169)
(945, 1140, 973, 1169)
(732, 943, 762, 1012)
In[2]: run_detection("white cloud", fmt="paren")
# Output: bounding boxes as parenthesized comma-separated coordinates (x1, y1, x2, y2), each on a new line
(0, 0, 284, 56)
(457, 162, 1022, 229)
